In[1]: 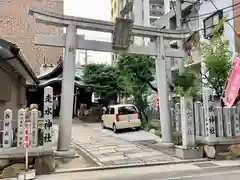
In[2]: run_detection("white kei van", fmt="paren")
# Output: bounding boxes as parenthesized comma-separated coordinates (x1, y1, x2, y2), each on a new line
(101, 104, 141, 133)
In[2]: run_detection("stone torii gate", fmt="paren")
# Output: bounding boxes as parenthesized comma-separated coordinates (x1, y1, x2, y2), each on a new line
(29, 9, 188, 155)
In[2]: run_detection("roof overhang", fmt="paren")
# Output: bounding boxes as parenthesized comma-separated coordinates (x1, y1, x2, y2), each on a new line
(0, 38, 39, 84)
(38, 78, 86, 88)
(37, 60, 63, 80)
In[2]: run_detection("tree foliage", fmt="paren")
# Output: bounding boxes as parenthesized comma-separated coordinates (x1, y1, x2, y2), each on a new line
(172, 70, 199, 97)
(83, 64, 121, 102)
(117, 55, 156, 91)
(117, 55, 156, 122)
(201, 19, 232, 97)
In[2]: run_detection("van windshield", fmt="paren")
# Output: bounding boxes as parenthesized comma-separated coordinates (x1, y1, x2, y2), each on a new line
(118, 106, 137, 115)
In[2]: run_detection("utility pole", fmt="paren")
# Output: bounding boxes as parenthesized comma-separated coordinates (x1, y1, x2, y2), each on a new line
(176, 0, 185, 74)
(84, 50, 88, 65)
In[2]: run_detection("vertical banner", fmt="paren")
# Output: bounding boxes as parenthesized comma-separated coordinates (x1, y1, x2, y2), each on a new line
(3, 109, 12, 148)
(152, 92, 159, 108)
(223, 57, 240, 107)
(44, 86, 53, 144)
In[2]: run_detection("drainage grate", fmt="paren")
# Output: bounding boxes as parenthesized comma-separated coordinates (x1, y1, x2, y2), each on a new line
(193, 162, 219, 168)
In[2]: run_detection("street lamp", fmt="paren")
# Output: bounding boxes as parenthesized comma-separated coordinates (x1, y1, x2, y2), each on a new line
(112, 18, 133, 50)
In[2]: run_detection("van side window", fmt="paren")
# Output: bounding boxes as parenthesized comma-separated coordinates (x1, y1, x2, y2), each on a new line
(110, 108, 115, 114)
(105, 108, 110, 114)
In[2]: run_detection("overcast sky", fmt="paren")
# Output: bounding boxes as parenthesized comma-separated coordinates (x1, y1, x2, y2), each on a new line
(64, 0, 111, 65)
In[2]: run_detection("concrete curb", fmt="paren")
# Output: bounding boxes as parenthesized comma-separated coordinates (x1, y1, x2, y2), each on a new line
(54, 158, 210, 174)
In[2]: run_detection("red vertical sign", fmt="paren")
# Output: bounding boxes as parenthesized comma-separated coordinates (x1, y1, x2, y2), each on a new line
(223, 57, 240, 107)
(152, 92, 159, 107)
(24, 123, 31, 148)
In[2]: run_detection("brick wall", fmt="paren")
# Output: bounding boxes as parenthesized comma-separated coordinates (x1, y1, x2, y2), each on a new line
(0, 0, 63, 74)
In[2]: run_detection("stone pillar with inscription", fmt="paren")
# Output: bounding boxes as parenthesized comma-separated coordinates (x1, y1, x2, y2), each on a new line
(31, 109, 39, 147)
(3, 109, 12, 148)
(202, 88, 216, 141)
(200, 107, 205, 136)
(180, 96, 195, 148)
(17, 109, 26, 147)
(44, 86, 53, 145)
(215, 107, 224, 137)
(175, 103, 181, 134)
(175, 96, 203, 159)
(194, 102, 202, 136)
(232, 107, 240, 137)
(236, 105, 240, 136)
(223, 107, 232, 137)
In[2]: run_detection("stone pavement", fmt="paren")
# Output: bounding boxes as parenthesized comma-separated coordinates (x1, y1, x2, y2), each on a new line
(54, 121, 181, 166)
(89, 123, 161, 142)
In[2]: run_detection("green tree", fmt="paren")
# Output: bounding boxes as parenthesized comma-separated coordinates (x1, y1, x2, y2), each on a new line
(117, 55, 155, 122)
(201, 20, 232, 97)
(117, 55, 156, 91)
(83, 64, 121, 104)
(171, 70, 199, 97)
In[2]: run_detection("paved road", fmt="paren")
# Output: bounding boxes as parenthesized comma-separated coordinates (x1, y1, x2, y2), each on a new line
(36, 160, 240, 180)
(90, 123, 161, 142)
(54, 122, 179, 166)
(101, 168, 240, 180)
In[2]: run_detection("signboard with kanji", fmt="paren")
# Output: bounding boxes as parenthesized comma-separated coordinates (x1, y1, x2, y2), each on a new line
(44, 86, 53, 144)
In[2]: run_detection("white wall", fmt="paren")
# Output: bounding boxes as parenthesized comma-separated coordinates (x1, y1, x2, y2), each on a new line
(198, 0, 236, 57)
(198, 0, 235, 94)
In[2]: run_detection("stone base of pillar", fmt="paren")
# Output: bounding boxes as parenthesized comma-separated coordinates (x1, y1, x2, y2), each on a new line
(175, 145, 203, 159)
(156, 142, 175, 148)
(54, 149, 76, 158)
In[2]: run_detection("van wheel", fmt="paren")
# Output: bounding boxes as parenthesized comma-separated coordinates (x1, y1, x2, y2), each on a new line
(101, 120, 106, 129)
(113, 124, 118, 133)
(135, 127, 141, 131)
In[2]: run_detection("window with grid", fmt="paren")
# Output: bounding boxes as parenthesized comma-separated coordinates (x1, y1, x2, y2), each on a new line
(203, 10, 223, 39)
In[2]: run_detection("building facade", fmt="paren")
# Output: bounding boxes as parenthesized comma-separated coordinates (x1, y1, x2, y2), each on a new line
(156, 0, 237, 71)
(233, 0, 240, 53)
(0, 0, 63, 74)
(154, 0, 240, 100)
(0, 38, 39, 119)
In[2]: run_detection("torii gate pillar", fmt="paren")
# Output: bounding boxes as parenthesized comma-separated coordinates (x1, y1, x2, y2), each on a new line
(57, 24, 77, 152)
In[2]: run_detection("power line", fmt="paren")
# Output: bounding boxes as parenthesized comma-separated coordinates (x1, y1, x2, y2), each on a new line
(162, 11, 240, 34)
(162, 13, 240, 35)
(170, 0, 240, 25)
(209, 0, 240, 50)
(184, 4, 240, 23)
(187, 2, 240, 19)
(196, 13, 240, 32)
